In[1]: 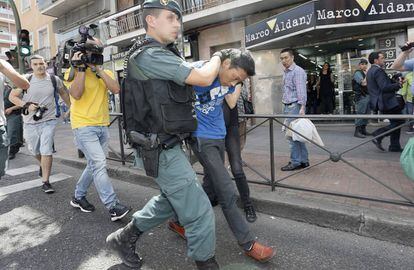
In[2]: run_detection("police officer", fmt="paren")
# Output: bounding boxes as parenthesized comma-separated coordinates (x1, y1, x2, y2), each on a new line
(106, 1, 228, 269)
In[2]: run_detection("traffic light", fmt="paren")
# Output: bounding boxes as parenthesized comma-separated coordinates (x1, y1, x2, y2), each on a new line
(19, 29, 31, 57)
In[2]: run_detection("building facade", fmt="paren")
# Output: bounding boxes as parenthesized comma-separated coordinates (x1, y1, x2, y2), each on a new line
(51, 0, 414, 115)
(0, 0, 16, 60)
(37, 0, 117, 71)
(16, 0, 58, 62)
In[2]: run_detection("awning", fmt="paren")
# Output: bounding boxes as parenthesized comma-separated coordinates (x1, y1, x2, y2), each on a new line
(245, 0, 414, 50)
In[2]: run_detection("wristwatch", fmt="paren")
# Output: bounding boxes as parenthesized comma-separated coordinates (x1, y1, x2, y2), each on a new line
(77, 67, 86, 72)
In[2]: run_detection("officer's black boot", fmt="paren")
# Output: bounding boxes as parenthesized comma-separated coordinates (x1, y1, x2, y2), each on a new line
(361, 125, 372, 136)
(354, 126, 366, 138)
(195, 257, 220, 270)
(106, 221, 143, 268)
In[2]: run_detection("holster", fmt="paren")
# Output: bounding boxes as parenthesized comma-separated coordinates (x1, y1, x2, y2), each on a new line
(128, 131, 160, 178)
(141, 147, 160, 178)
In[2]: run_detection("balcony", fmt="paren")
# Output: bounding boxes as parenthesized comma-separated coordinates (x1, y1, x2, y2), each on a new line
(0, 7, 14, 23)
(100, 0, 304, 47)
(38, 0, 92, 18)
(0, 32, 16, 44)
(34, 46, 51, 61)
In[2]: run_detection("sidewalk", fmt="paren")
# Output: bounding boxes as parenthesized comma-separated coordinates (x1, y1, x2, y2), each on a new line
(48, 119, 414, 247)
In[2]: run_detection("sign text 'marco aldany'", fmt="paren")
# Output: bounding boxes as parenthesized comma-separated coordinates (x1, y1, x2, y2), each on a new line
(316, 0, 414, 26)
(245, 1, 315, 48)
(245, 0, 414, 49)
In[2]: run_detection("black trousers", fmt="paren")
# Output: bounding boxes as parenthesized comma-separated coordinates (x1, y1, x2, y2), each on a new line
(225, 124, 252, 207)
(372, 107, 404, 149)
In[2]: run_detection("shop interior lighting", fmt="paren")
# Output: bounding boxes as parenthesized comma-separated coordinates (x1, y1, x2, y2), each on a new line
(299, 53, 308, 59)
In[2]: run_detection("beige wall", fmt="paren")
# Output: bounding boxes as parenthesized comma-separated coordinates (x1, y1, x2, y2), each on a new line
(198, 20, 245, 60)
(16, 0, 57, 59)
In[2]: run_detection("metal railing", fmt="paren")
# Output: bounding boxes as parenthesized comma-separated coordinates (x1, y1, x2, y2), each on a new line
(100, 0, 237, 40)
(236, 114, 414, 207)
(108, 112, 414, 207)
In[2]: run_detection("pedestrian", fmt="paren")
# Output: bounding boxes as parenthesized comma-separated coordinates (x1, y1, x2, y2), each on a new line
(0, 59, 30, 178)
(279, 48, 309, 171)
(106, 1, 222, 269)
(391, 40, 414, 135)
(168, 49, 275, 262)
(4, 83, 23, 159)
(65, 38, 131, 221)
(317, 62, 335, 114)
(9, 55, 70, 193)
(306, 74, 318, 114)
(353, 59, 371, 138)
(222, 84, 257, 223)
(367, 51, 404, 152)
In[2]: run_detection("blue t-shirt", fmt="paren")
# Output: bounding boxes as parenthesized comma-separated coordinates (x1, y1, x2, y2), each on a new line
(404, 59, 414, 95)
(192, 63, 235, 139)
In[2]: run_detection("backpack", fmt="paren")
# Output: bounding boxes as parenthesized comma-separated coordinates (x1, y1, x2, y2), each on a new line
(25, 74, 61, 118)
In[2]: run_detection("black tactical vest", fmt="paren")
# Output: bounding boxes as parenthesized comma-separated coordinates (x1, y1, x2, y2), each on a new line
(121, 39, 197, 137)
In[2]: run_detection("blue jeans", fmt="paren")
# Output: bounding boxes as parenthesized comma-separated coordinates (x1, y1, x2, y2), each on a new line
(355, 95, 370, 127)
(284, 103, 309, 166)
(73, 126, 118, 209)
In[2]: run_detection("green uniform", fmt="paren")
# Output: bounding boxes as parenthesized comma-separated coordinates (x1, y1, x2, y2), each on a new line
(130, 37, 216, 261)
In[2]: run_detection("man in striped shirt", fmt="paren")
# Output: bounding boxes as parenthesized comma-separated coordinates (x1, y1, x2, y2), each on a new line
(280, 48, 309, 171)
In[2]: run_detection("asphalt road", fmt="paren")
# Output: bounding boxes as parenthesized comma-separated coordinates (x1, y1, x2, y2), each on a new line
(1, 153, 414, 270)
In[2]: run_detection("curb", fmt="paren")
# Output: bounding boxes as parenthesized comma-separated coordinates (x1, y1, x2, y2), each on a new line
(54, 156, 414, 248)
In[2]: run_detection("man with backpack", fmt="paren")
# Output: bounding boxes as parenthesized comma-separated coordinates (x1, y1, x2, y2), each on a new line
(9, 55, 71, 193)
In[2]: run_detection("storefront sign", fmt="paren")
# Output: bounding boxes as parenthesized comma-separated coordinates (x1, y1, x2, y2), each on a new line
(316, 0, 414, 26)
(245, 0, 414, 49)
(245, 1, 315, 48)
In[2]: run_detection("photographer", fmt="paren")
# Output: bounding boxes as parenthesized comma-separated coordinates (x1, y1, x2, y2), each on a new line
(10, 55, 70, 193)
(65, 36, 130, 221)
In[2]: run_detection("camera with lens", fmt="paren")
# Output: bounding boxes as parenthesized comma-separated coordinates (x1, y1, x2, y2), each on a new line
(33, 105, 48, 121)
(400, 42, 414, 52)
(391, 73, 403, 84)
(60, 24, 104, 68)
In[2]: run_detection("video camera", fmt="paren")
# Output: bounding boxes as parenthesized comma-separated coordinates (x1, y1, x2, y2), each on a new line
(401, 42, 414, 52)
(60, 24, 104, 68)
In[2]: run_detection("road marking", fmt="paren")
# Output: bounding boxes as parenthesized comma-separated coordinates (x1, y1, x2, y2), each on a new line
(5, 165, 40, 176)
(0, 173, 72, 196)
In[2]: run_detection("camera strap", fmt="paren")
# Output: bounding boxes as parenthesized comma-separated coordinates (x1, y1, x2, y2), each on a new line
(24, 74, 61, 118)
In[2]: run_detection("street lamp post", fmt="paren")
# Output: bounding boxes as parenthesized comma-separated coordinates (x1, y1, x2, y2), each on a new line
(8, 0, 25, 74)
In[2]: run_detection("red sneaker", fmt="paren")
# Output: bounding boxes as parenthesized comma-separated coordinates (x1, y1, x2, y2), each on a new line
(245, 241, 275, 262)
(168, 221, 186, 240)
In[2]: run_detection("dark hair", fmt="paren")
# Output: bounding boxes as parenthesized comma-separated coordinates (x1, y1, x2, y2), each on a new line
(142, 8, 162, 31)
(280, 48, 294, 56)
(229, 49, 256, 76)
(30, 54, 45, 62)
(319, 62, 331, 76)
(368, 51, 383, 64)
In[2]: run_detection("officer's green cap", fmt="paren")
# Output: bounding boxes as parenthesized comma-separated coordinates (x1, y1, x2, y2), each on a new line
(143, 0, 182, 19)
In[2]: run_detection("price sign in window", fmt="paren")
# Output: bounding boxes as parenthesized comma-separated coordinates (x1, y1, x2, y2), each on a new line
(378, 38, 396, 49)
(384, 49, 396, 60)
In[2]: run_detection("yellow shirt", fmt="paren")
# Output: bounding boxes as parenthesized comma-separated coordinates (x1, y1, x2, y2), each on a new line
(64, 68, 114, 129)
